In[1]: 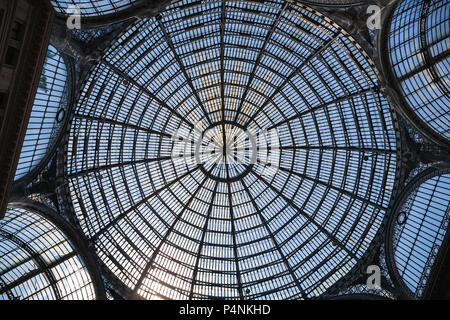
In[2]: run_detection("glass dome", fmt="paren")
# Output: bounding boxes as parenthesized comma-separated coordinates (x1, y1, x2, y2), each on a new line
(0, 206, 97, 300)
(66, 0, 399, 299)
(388, 0, 449, 143)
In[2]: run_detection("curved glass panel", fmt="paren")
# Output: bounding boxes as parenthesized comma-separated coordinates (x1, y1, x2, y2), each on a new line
(15, 45, 68, 181)
(392, 172, 450, 298)
(299, 0, 362, 6)
(0, 207, 96, 300)
(51, 0, 139, 17)
(388, 0, 450, 141)
(67, 0, 398, 299)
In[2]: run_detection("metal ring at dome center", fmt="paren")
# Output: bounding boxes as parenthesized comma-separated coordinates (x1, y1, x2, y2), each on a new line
(195, 121, 257, 183)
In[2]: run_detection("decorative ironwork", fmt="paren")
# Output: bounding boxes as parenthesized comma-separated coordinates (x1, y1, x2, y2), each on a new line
(386, 0, 449, 145)
(65, 0, 399, 300)
(385, 167, 450, 299)
(14, 45, 70, 183)
(0, 203, 105, 300)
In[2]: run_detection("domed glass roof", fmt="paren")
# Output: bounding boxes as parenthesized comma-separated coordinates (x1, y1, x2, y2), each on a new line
(66, 0, 399, 299)
(0, 207, 96, 300)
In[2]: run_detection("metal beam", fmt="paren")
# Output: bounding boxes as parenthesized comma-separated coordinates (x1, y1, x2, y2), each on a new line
(90, 165, 202, 241)
(220, 0, 227, 153)
(277, 145, 396, 154)
(274, 164, 386, 211)
(226, 181, 245, 300)
(0, 230, 62, 299)
(267, 87, 378, 130)
(156, 15, 214, 125)
(189, 181, 219, 299)
(244, 33, 341, 127)
(233, 1, 288, 123)
(74, 114, 174, 138)
(419, 0, 449, 98)
(68, 156, 172, 179)
(240, 179, 308, 299)
(0, 251, 77, 296)
(249, 169, 358, 260)
(132, 173, 210, 295)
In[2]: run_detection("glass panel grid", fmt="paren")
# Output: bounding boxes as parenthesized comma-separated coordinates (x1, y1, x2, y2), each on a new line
(15, 45, 68, 181)
(0, 208, 96, 300)
(388, 0, 450, 140)
(393, 173, 450, 298)
(67, 0, 398, 300)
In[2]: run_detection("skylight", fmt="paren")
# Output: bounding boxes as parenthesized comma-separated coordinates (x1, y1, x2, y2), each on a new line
(66, 0, 399, 299)
(0, 206, 96, 300)
(14, 45, 68, 182)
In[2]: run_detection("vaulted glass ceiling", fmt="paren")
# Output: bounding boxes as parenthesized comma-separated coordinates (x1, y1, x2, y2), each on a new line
(388, 0, 450, 142)
(0, 207, 96, 300)
(66, 0, 399, 299)
(14, 45, 68, 181)
(390, 170, 450, 299)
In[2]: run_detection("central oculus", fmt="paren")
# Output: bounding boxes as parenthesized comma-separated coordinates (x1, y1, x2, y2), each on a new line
(196, 122, 256, 182)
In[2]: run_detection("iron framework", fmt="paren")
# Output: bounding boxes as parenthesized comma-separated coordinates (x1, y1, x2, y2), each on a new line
(2, 0, 449, 301)
(385, 167, 450, 299)
(50, 0, 171, 27)
(381, 0, 449, 146)
(64, 0, 400, 300)
(0, 201, 106, 300)
(298, 0, 365, 7)
(14, 45, 74, 185)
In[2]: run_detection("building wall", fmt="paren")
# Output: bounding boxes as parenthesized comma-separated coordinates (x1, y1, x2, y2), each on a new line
(0, 0, 54, 219)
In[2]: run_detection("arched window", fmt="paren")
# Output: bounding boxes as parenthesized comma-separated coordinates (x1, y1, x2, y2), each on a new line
(388, 0, 449, 143)
(387, 168, 450, 299)
(0, 206, 98, 300)
(15, 45, 68, 181)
